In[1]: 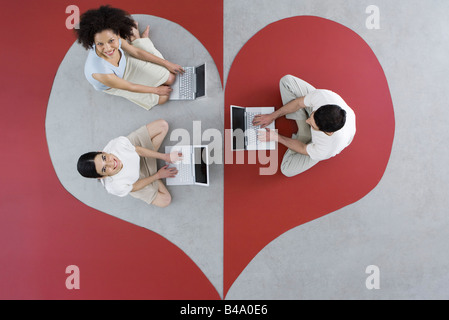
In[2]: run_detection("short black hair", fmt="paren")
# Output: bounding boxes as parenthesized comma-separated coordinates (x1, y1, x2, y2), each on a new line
(314, 104, 347, 133)
(77, 152, 103, 178)
(76, 5, 135, 50)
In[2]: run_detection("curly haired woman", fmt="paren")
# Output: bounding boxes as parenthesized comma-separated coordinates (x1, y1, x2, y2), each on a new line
(76, 5, 184, 110)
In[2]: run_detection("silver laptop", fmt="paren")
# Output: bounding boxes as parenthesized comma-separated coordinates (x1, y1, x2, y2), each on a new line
(170, 64, 206, 100)
(230, 105, 276, 151)
(165, 145, 209, 186)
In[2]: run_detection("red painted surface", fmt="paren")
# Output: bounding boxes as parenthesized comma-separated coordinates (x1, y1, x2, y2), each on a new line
(224, 16, 394, 296)
(0, 3, 394, 300)
(0, 0, 222, 300)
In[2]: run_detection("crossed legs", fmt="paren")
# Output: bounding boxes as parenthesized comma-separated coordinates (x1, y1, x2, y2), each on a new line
(146, 120, 172, 208)
(130, 23, 175, 106)
(279, 75, 320, 177)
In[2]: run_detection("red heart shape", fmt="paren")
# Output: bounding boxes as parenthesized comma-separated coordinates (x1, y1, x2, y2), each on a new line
(224, 16, 394, 296)
(0, 0, 223, 299)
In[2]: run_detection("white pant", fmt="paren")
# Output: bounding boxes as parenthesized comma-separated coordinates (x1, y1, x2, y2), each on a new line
(279, 75, 319, 177)
(105, 38, 170, 110)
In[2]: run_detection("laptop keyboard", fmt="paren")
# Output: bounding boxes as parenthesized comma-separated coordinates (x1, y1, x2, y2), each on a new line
(177, 161, 194, 183)
(179, 67, 194, 99)
(247, 112, 262, 128)
(246, 112, 261, 145)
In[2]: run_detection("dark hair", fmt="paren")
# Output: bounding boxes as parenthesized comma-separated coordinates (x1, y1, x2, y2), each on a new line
(75, 5, 135, 49)
(314, 104, 347, 133)
(77, 152, 103, 178)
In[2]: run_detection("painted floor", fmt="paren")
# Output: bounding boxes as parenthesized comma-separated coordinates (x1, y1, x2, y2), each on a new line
(1, 0, 448, 300)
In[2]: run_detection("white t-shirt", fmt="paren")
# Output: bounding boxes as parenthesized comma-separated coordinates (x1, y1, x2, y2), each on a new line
(304, 89, 356, 161)
(101, 137, 140, 197)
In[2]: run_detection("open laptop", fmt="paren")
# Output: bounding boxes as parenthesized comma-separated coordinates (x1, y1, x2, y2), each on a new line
(170, 64, 206, 100)
(230, 105, 276, 151)
(164, 145, 210, 186)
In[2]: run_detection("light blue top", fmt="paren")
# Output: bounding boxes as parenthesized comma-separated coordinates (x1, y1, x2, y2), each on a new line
(84, 39, 126, 91)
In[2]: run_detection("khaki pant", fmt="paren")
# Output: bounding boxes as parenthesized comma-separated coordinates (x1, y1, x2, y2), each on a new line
(127, 126, 159, 204)
(279, 75, 319, 177)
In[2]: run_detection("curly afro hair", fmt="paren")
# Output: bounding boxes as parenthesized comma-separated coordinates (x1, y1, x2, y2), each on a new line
(76, 5, 135, 50)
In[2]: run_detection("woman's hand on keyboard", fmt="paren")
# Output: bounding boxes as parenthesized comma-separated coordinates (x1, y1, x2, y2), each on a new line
(157, 165, 178, 179)
(154, 85, 173, 96)
(252, 114, 274, 128)
(166, 151, 183, 164)
(258, 128, 278, 142)
(165, 61, 185, 74)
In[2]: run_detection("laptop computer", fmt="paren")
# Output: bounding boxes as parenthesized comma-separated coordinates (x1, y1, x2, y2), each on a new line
(164, 145, 210, 186)
(169, 64, 206, 100)
(230, 105, 276, 151)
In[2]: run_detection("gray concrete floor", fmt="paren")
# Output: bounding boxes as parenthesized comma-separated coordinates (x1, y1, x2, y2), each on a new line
(46, 15, 224, 296)
(46, 1, 449, 299)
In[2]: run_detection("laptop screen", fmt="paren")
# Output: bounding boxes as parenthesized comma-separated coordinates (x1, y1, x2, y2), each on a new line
(231, 106, 246, 150)
(232, 106, 245, 131)
(195, 64, 205, 98)
(194, 147, 208, 184)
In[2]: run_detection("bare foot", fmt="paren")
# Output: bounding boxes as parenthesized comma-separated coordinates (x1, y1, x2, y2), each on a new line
(141, 25, 150, 38)
(130, 21, 140, 41)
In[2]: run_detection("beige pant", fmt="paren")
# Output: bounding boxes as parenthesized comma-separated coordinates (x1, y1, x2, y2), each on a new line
(105, 38, 170, 110)
(279, 75, 320, 177)
(127, 126, 159, 204)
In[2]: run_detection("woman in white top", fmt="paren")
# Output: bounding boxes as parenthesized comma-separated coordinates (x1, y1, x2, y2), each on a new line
(77, 120, 181, 208)
(76, 5, 184, 110)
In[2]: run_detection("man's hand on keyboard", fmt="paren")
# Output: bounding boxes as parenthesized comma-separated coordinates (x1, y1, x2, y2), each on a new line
(252, 114, 275, 128)
(258, 128, 278, 142)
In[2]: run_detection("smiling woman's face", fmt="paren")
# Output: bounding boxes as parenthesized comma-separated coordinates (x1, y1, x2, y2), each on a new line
(93, 29, 120, 59)
(94, 152, 123, 177)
